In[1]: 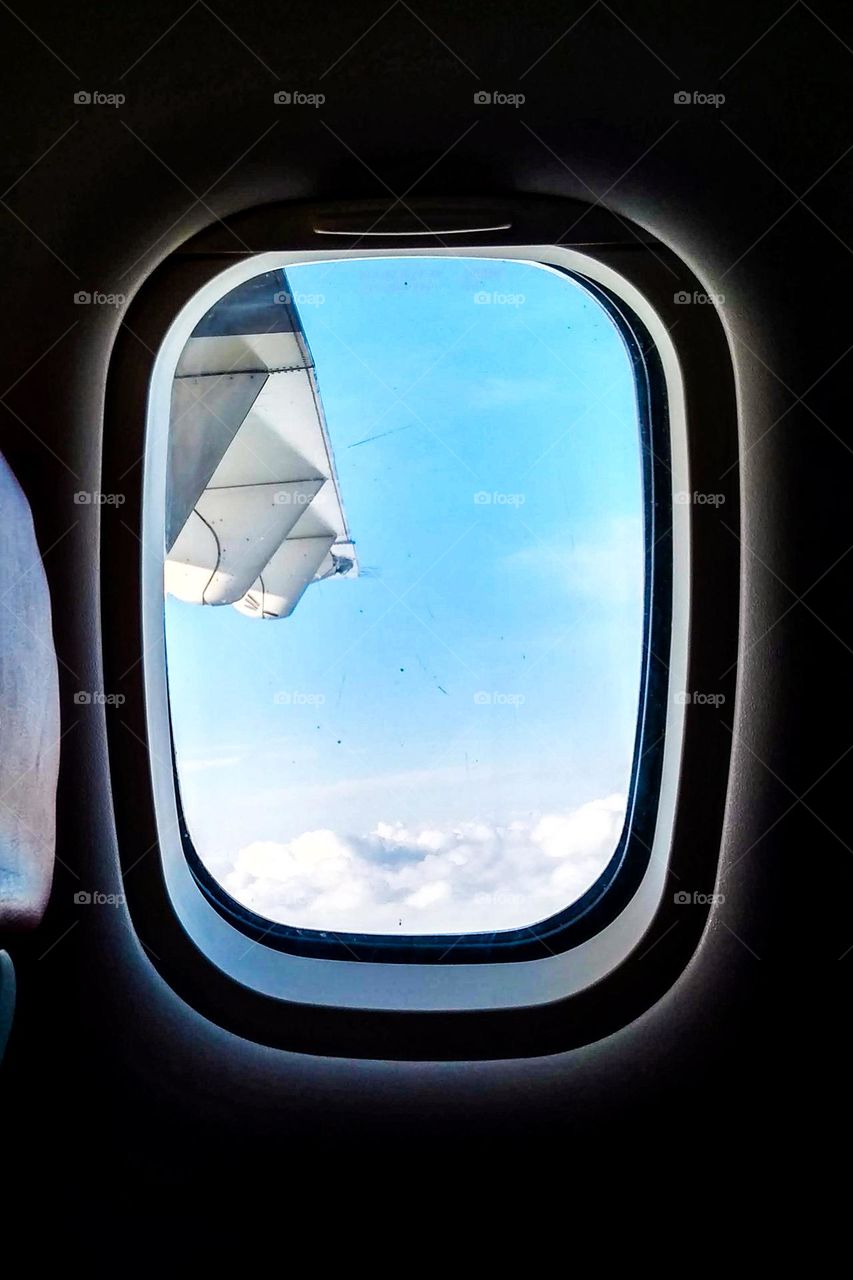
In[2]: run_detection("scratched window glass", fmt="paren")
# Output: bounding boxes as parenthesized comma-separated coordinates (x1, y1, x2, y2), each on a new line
(163, 257, 644, 935)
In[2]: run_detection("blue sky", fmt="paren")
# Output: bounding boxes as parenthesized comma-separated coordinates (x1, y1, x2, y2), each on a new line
(165, 256, 644, 934)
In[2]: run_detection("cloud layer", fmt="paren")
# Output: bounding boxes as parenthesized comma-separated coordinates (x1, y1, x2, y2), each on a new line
(221, 792, 626, 935)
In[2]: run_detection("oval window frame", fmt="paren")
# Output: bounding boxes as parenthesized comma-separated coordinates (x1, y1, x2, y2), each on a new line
(100, 196, 739, 1057)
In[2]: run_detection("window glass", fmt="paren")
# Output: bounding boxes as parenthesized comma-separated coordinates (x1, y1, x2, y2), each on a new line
(163, 256, 644, 936)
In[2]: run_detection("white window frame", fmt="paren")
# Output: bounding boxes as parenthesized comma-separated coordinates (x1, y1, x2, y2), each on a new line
(142, 244, 690, 1013)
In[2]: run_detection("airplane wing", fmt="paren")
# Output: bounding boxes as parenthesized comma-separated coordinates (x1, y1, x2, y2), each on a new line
(164, 269, 358, 618)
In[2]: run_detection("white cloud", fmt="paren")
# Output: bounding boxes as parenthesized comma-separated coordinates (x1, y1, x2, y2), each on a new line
(467, 375, 557, 409)
(182, 754, 242, 774)
(220, 793, 626, 935)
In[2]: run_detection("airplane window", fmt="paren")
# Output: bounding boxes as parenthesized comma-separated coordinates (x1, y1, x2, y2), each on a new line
(162, 256, 647, 943)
